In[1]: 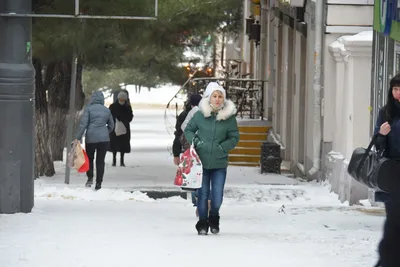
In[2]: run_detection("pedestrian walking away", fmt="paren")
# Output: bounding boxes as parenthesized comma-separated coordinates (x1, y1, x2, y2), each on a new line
(75, 91, 114, 190)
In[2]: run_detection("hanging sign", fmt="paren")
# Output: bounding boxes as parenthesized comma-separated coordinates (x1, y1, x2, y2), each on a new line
(379, 0, 394, 35)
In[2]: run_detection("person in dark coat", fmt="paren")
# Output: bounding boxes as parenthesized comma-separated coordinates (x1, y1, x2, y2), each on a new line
(373, 74, 400, 267)
(172, 94, 203, 164)
(172, 101, 191, 166)
(109, 91, 134, 167)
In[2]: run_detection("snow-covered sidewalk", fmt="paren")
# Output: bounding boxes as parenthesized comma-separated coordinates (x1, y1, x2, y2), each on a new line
(38, 109, 300, 191)
(0, 189, 383, 267)
(0, 106, 385, 267)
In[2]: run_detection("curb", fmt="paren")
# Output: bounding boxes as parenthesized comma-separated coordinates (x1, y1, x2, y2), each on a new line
(128, 189, 190, 200)
(355, 207, 386, 216)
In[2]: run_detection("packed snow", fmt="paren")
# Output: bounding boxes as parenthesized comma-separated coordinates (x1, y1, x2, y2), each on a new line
(0, 86, 385, 267)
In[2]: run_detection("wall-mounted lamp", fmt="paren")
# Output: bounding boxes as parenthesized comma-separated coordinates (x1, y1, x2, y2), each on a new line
(245, 16, 255, 38)
(250, 20, 261, 46)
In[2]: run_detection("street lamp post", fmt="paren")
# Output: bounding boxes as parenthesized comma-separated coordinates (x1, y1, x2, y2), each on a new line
(0, 0, 35, 214)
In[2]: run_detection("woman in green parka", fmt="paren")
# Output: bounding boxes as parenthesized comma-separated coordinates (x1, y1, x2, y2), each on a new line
(184, 82, 240, 235)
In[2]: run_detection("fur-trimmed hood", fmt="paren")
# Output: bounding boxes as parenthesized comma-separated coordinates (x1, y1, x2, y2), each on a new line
(198, 98, 237, 121)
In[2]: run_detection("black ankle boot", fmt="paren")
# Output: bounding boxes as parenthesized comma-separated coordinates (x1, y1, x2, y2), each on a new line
(85, 178, 93, 187)
(209, 215, 220, 234)
(112, 152, 117, 166)
(195, 220, 209, 235)
(95, 182, 102, 190)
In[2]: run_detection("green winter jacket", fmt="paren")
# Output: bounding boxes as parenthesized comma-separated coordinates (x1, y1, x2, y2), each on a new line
(184, 98, 240, 169)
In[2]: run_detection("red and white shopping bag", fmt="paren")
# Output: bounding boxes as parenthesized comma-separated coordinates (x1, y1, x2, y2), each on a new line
(68, 140, 90, 173)
(174, 144, 203, 189)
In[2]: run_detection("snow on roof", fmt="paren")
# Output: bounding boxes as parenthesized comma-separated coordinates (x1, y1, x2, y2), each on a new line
(329, 31, 373, 52)
(342, 31, 373, 45)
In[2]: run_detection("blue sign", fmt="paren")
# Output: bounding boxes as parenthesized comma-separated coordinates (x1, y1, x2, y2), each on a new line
(380, 0, 390, 35)
(380, 0, 397, 35)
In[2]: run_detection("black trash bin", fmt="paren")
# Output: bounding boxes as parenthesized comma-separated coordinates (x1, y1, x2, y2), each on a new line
(260, 142, 282, 174)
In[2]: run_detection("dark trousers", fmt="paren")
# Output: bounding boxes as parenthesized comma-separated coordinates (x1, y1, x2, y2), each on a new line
(112, 152, 125, 164)
(378, 198, 400, 267)
(85, 142, 109, 183)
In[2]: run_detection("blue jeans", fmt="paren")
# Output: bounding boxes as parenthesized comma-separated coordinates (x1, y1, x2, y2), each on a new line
(191, 190, 212, 206)
(198, 168, 227, 220)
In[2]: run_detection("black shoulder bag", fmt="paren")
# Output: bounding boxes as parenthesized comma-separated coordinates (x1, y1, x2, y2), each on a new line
(347, 134, 400, 193)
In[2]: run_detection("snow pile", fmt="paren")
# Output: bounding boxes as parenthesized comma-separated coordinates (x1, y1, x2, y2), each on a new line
(34, 178, 347, 209)
(359, 198, 372, 207)
(34, 182, 154, 202)
(211, 181, 345, 207)
(343, 30, 373, 44)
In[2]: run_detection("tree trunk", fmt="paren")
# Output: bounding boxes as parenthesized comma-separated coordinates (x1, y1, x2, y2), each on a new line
(47, 61, 71, 161)
(33, 58, 55, 178)
(47, 60, 85, 162)
(75, 62, 85, 111)
(72, 62, 85, 138)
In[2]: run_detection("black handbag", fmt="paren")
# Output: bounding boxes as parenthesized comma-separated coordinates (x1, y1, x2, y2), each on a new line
(347, 134, 400, 193)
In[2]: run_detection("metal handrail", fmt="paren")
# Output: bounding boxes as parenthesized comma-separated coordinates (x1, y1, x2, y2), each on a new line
(164, 75, 268, 147)
(187, 77, 267, 120)
(190, 77, 267, 82)
(165, 70, 198, 110)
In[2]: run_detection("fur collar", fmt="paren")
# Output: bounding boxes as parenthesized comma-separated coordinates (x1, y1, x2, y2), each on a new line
(198, 98, 237, 121)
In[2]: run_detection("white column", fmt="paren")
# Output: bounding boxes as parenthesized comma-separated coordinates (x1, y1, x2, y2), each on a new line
(267, 9, 276, 121)
(280, 25, 289, 149)
(329, 41, 347, 153)
(292, 32, 302, 163)
(260, 5, 269, 118)
(342, 54, 352, 159)
(272, 18, 279, 130)
(242, 0, 251, 71)
(342, 35, 373, 157)
(304, 20, 315, 173)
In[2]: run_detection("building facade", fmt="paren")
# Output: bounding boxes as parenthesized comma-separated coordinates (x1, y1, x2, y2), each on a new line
(371, 0, 400, 129)
(235, 0, 376, 204)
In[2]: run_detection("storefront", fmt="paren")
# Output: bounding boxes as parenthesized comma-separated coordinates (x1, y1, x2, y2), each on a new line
(371, 0, 400, 133)
(260, 0, 308, 163)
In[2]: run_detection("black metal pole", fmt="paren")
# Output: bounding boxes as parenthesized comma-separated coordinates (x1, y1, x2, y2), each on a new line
(0, 0, 35, 213)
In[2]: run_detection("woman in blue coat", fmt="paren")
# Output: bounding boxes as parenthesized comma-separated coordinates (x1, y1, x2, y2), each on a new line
(75, 91, 114, 190)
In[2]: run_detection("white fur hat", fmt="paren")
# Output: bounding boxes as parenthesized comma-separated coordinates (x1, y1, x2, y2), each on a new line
(203, 82, 226, 99)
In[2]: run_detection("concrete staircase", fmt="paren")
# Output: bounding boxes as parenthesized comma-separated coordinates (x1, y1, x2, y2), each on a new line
(228, 123, 271, 167)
